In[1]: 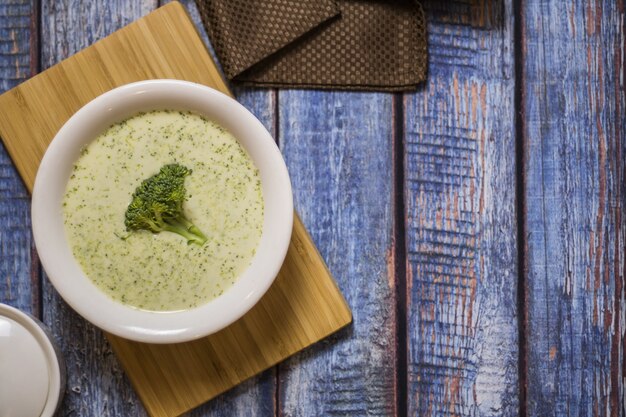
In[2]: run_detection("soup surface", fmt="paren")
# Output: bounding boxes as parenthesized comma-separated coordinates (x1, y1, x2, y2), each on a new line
(63, 110, 264, 311)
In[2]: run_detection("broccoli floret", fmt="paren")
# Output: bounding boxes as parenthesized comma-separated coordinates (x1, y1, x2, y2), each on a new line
(124, 163, 207, 245)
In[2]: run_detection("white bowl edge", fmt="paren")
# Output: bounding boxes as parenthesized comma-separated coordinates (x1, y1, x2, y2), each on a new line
(32, 80, 293, 343)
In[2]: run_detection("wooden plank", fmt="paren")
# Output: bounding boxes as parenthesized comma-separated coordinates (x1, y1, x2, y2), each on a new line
(405, 1, 519, 415)
(425, 0, 496, 28)
(109, 219, 351, 416)
(0, 2, 230, 188)
(159, 3, 277, 416)
(278, 91, 397, 415)
(175, 4, 278, 415)
(39, 1, 157, 416)
(184, 91, 277, 417)
(0, 4, 352, 416)
(0, 0, 37, 315)
(522, 1, 625, 415)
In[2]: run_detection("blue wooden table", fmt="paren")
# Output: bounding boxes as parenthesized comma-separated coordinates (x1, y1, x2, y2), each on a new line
(1, 1, 624, 416)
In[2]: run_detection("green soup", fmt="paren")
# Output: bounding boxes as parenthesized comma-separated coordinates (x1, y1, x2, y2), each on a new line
(63, 110, 264, 311)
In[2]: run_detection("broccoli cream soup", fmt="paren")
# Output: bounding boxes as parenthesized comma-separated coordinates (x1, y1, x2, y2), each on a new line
(63, 110, 264, 311)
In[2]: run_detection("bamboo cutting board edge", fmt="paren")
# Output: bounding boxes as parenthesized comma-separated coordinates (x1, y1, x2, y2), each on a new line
(0, 3, 352, 416)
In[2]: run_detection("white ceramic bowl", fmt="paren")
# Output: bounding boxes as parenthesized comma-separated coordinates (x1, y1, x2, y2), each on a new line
(32, 80, 293, 344)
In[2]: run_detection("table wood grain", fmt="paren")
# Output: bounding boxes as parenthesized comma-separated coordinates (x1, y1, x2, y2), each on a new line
(0, 0, 623, 416)
(406, 1, 519, 414)
(522, 1, 625, 415)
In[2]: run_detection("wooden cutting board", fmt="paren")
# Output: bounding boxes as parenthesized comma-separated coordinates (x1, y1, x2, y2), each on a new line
(0, 3, 352, 416)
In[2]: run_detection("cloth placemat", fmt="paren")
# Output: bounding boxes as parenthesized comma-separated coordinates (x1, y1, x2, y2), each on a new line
(194, 0, 427, 91)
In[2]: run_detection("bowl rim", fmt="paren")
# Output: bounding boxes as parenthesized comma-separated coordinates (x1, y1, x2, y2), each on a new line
(31, 79, 293, 344)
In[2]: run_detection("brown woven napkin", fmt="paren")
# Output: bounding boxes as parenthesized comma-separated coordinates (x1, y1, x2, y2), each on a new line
(194, 0, 427, 91)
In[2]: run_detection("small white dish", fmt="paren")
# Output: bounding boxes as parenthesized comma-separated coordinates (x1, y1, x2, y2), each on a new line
(32, 80, 293, 344)
(0, 303, 65, 417)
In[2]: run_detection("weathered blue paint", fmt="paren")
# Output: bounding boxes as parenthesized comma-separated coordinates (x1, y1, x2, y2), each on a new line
(523, 1, 625, 415)
(39, 2, 155, 416)
(424, 0, 495, 28)
(172, 3, 278, 415)
(278, 90, 397, 416)
(404, 1, 519, 415)
(2, 0, 624, 415)
(34, 2, 278, 416)
(187, 7, 279, 413)
(0, 1, 37, 315)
